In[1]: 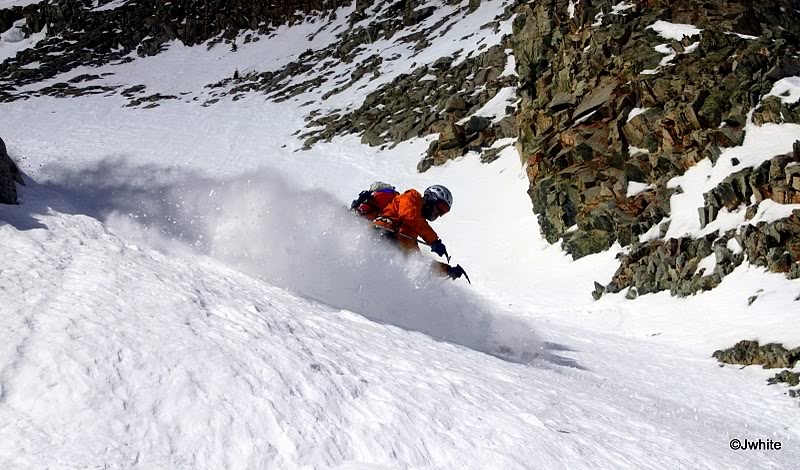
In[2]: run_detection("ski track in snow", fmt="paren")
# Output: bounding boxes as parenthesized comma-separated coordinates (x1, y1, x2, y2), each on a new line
(2, 1, 800, 468)
(2, 187, 798, 469)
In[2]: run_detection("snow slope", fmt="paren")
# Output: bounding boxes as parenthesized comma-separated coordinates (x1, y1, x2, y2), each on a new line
(2, 1, 800, 468)
(3, 159, 799, 470)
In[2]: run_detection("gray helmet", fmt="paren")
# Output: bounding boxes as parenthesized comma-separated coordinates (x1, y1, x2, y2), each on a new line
(424, 185, 453, 209)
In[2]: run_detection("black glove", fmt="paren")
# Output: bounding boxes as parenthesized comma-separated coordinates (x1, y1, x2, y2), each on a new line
(378, 227, 397, 241)
(350, 190, 371, 210)
(446, 264, 466, 280)
(430, 239, 448, 257)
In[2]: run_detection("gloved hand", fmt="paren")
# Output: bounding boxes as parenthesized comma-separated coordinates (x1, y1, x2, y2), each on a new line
(430, 239, 448, 257)
(446, 264, 466, 280)
(350, 190, 371, 210)
(378, 227, 397, 241)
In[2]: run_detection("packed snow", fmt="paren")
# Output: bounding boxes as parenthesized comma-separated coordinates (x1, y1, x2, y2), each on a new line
(767, 76, 800, 104)
(2, 1, 800, 468)
(611, 2, 636, 15)
(627, 107, 649, 122)
(665, 120, 800, 239)
(0, 0, 40, 8)
(647, 21, 703, 41)
(626, 181, 654, 198)
(0, 19, 46, 63)
(91, 0, 131, 12)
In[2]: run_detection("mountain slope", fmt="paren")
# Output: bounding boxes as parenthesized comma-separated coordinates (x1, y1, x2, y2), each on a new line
(2, 176, 798, 469)
(2, 0, 800, 468)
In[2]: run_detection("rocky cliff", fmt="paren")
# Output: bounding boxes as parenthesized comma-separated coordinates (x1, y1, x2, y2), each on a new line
(0, 136, 24, 204)
(511, 0, 800, 298)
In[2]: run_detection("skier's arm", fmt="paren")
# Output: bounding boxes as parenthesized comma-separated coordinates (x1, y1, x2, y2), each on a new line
(396, 196, 439, 243)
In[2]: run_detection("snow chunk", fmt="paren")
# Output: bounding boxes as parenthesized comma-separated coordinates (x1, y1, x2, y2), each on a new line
(639, 218, 668, 242)
(727, 238, 743, 255)
(500, 50, 517, 78)
(684, 42, 700, 54)
(627, 181, 654, 198)
(647, 21, 702, 41)
(1, 21, 46, 63)
(766, 77, 800, 104)
(654, 44, 673, 54)
(697, 253, 717, 276)
(92, 0, 130, 12)
(749, 199, 800, 225)
(652, 41, 699, 68)
(574, 110, 597, 124)
(627, 107, 649, 122)
(459, 87, 516, 124)
(611, 2, 636, 14)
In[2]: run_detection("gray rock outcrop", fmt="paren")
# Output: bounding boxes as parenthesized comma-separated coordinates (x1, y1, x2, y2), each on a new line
(0, 137, 24, 205)
(513, 0, 800, 261)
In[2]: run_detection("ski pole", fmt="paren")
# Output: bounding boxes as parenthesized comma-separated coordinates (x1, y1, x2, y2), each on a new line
(460, 266, 472, 284)
(376, 225, 453, 265)
(374, 225, 452, 263)
(373, 225, 470, 283)
(374, 225, 429, 245)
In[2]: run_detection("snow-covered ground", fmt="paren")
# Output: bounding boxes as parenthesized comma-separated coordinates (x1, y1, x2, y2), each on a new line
(0, 19, 46, 63)
(2, 2, 800, 468)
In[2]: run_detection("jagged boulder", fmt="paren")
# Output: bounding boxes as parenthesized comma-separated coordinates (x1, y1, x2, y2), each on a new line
(562, 229, 614, 260)
(0, 136, 24, 205)
(768, 370, 800, 387)
(713, 340, 800, 369)
(464, 115, 492, 133)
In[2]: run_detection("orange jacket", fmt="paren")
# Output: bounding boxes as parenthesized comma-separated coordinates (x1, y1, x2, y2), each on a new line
(374, 189, 439, 251)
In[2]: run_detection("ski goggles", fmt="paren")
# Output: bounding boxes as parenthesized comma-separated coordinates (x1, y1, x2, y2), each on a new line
(431, 201, 450, 219)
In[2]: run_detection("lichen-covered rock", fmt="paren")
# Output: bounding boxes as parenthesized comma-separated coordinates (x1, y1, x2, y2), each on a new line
(768, 370, 800, 387)
(464, 115, 492, 133)
(513, 0, 800, 261)
(703, 142, 800, 228)
(296, 37, 517, 159)
(562, 229, 614, 260)
(712, 340, 800, 369)
(601, 143, 800, 298)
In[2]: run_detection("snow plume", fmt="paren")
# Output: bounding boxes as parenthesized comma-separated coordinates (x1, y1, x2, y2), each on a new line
(40, 159, 543, 363)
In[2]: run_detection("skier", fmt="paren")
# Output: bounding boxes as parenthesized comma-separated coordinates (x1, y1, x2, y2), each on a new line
(373, 184, 467, 281)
